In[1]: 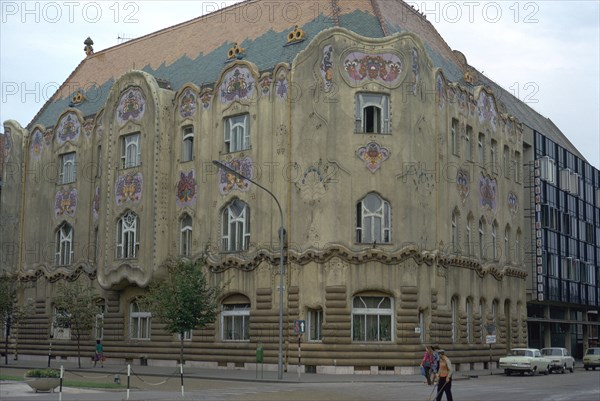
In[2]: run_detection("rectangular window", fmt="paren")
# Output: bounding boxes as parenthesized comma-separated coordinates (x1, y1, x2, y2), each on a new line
(355, 93, 390, 134)
(478, 133, 485, 166)
(540, 156, 556, 184)
(451, 118, 459, 156)
(490, 139, 497, 173)
(503, 146, 510, 178)
(224, 114, 250, 153)
(52, 307, 71, 340)
(130, 302, 151, 340)
(307, 308, 323, 341)
(121, 133, 141, 169)
(514, 151, 522, 183)
(465, 125, 473, 161)
(59, 152, 76, 184)
(181, 126, 194, 162)
(178, 330, 193, 341)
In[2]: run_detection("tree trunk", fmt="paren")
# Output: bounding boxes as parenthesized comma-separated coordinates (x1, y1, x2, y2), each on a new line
(76, 331, 81, 368)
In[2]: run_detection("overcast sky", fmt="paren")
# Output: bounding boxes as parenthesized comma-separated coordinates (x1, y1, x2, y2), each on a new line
(1, 0, 598, 168)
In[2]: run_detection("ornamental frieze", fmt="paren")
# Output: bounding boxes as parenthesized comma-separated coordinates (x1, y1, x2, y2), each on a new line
(342, 50, 403, 88)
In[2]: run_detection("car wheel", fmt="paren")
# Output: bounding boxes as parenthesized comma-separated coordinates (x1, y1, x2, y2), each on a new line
(504, 369, 511, 376)
(544, 366, 549, 375)
(593, 367, 597, 371)
(561, 364, 566, 374)
(569, 364, 574, 373)
(584, 366, 589, 371)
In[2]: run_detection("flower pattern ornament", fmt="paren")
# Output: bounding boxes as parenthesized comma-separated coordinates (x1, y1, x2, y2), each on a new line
(30, 129, 44, 160)
(320, 45, 334, 92)
(54, 188, 78, 217)
(179, 88, 197, 118)
(117, 88, 146, 125)
(56, 113, 81, 145)
(479, 174, 497, 213)
(220, 67, 255, 103)
(176, 171, 198, 207)
(115, 172, 143, 205)
(356, 142, 390, 173)
(216, 158, 253, 195)
(456, 169, 470, 202)
(343, 52, 402, 86)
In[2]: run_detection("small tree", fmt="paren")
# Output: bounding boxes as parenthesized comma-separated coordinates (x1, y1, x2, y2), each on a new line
(53, 282, 98, 368)
(0, 275, 33, 364)
(143, 258, 221, 365)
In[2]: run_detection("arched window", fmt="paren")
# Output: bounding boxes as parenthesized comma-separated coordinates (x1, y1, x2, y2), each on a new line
(55, 223, 73, 266)
(479, 298, 486, 342)
(224, 114, 250, 153)
(130, 300, 151, 340)
(95, 299, 105, 339)
(180, 214, 192, 257)
(515, 229, 522, 264)
(121, 133, 141, 168)
(478, 218, 486, 259)
(221, 200, 250, 252)
(221, 294, 250, 341)
(465, 213, 474, 256)
(505, 225, 511, 263)
(451, 210, 458, 253)
(492, 221, 498, 260)
(466, 298, 473, 343)
(355, 93, 390, 134)
(182, 125, 194, 162)
(117, 211, 139, 259)
(451, 297, 458, 343)
(356, 193, 391, 244)
(352, 295, 393, 342)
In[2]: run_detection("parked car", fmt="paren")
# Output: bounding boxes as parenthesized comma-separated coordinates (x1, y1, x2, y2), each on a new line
(583, 347, 600, 371)
(541, 347, 575, 373)
(499, 348, 551, 376)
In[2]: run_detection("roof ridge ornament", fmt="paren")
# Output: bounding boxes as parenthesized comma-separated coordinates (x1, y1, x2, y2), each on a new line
(84, 37, 94, 57)
(227, 43, 246, 61)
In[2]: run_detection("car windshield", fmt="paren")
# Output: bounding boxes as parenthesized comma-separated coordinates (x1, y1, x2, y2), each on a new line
(541, 349, 562, 356)
(510, 349, 533, 357)
(586, 348, 600, 355)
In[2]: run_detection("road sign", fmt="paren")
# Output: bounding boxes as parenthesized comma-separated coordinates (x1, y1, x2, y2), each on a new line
(486, 335, 496, 344)
(294, 320, 305, 334)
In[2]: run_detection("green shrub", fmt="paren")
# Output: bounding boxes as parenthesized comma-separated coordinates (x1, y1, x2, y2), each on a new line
(25, 369, 60, 378)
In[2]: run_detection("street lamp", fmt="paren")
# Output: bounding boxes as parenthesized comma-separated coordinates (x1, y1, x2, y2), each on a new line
(212, 160, 286, 380)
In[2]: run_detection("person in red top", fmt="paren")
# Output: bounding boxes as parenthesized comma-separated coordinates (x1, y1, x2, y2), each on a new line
(419, 345, 434, 385)
(434, 349, 453, 401)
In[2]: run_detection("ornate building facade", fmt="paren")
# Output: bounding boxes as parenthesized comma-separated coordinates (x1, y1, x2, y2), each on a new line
(5, 0, 587, 373)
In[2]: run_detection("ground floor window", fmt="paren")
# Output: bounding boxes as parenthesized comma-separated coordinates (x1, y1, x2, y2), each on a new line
(130, 301, 151, 340)
(352, 296, 393, 342)
(222, 303, 250, 341)
(308, 308, 323, 341)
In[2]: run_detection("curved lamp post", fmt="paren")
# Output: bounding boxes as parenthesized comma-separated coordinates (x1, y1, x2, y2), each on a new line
(212, 160, 285, 380)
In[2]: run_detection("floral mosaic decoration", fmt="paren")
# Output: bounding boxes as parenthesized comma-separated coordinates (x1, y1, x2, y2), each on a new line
(117, 87, 146, 125)
(508, 192, 519, 216)
(115, 172, 143, 205)
(83, 119, 94, 137)
(179, 88, 197, 118)
(456, 169, 470, 201)
(320, 45, 334, 92)
(436, 73, 446, 111)
(56, 113, 81, 146)
(200, 89, 213, 110)
(93, 187, 100, 221)
(217, 157, 253, 195)
(479, 174, 497, 213)
(219, 67, 255, 104)
(30, 129, 44, 160)
(356, 142, 390, 173)
(343, 52, 403, 86)
(260, 76, 272, 97)
(54, 188, 78, 217)
(176, 170, 198, 207)
(477, 91, 498, 131)
(43, 128, 54, 145)
(275, 68, 289, 101)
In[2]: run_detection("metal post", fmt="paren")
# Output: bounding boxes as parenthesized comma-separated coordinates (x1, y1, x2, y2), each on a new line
(212, 160, 286, 380)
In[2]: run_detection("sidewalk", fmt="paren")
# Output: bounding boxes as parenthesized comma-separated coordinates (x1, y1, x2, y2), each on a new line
(0, 357, 503, 384)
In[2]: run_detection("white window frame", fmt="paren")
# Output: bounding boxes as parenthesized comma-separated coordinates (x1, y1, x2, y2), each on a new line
(221, 200, 250, 252)
(180, 214, 192, 257)
(451, 211, 458, 253)
(117, 211, 139, 259)
(540, 156, 556, 184)
(55, 223, 73, 266)
(130, 301, 151, 340)
(178, 330, 193, 341)
(182, 126, 194, 162)
(59, 152, 76, 184)
(52, 306, 71, 340)
(221, 303, 250, 341)
(351, 296, 393, 342)
(356, 193, 391, 244)
(121, 133, 141, 169)
(307, 308, 323, 342)
(451, 119, 459, 156)
(224, 114, 250, 153)
(465, 125, 472, 161)
(479, 219, 485, 259)
(478, 133, 485, 166)
(355, 93, 390, 134)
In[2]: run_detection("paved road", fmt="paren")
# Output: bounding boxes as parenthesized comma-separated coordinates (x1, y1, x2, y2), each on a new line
(2, 369, 599, 401)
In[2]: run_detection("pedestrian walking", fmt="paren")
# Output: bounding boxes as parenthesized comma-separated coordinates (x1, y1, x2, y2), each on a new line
(94, 339, 104, 367)
(434, 349, 453, 401)
(420, 345, 434, 385)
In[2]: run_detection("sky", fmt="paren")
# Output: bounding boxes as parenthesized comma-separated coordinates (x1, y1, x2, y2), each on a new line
(1, 0, 598, 168)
